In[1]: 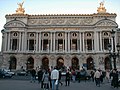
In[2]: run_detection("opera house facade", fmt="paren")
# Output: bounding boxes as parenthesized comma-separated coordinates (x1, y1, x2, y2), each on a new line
(1, 2, 120, 71)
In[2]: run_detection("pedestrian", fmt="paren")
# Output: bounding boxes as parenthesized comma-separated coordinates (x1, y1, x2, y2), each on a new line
(71, 69, 76, 82)
(58, 70, 63, 86)
(65, 69, 71, 86)
(99, 70, 104, 83)
(76, 70, 81, 83)
(94, 69, 101, 87)
(105, 70, 110, 83)
(110, 69, 119, 88)
(30, 68, 36, 83)
(90, 70, 95, 82)
(51, 66, 59, 90)
(42, 70, 50, 89)
(37, 68, 43, 83)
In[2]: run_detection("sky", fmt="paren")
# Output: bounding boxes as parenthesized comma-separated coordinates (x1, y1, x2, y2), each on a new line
(0, 0, 120, 51)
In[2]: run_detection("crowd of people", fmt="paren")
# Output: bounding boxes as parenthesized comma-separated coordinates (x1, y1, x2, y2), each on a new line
(29, 67, 120, 90)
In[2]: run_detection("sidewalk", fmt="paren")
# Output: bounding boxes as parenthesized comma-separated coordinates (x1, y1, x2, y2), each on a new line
(0, 79, 119, 90)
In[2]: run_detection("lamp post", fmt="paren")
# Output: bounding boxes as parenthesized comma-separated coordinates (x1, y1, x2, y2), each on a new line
(108, 29, 120, 69)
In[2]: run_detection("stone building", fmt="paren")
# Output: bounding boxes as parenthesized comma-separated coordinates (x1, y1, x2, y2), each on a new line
(1, 2, 120, 71)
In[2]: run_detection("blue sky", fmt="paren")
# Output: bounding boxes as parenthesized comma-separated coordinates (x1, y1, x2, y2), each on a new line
(0, 0, 120, 51)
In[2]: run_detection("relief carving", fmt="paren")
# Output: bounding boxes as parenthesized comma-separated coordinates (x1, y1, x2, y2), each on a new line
(29, 20, 37, 24)
(69, 19, 79, 25)
(6, 22, 24, 27)
(43, 19, 50, 24)
(28, 17, 93, 26)
(96, 20, 117, 26)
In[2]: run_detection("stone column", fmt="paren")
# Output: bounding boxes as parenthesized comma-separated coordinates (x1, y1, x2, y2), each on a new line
(96, 31, 99, 51)
(100, 32, 102, 51)
(79, 32, 82, 52)
(68, 32, 70, 52)
(19, 32, 21, 51)
(4, 33, 7, 51)
(7, 32, 10, 51)
(39, 32, 41, 52)
(65, 32, 67, 52)
(50, 32, 53, 52)
(21, 32, 24, 51)
(53, 32, 55, 52)
(24, 30, 27, 51)
(36, 32, 38, 52)
(82, 32, 85, 52)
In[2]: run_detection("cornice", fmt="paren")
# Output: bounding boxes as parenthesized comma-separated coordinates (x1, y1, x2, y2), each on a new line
(5, 13, 116, 18)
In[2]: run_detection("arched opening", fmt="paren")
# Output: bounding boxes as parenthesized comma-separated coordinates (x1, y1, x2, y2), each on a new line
(71, 57, 79, 70)
(42, 57, 49, 70)
(9, 56, 17, 70)
(26, 57, 34, 70)
(57, 57, 64, 70)
(104, 57, 110, 70)
(86, 57, 94, 70)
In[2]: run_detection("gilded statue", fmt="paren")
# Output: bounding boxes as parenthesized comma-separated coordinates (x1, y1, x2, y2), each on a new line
(97, 1, 106, 13)
(17, 1, 24, 9)
(16, 1, 25, 14)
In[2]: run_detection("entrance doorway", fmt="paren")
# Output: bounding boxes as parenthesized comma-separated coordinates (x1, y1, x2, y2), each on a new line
(71, 57, 79, 70)
(9, 56, 17, 70)
(104, 57, 111, 70)
(26, 57, 34, 70)
(86, 57, 94, 70)
(57, 57, 64, 69)
(42, 57, 49, 70)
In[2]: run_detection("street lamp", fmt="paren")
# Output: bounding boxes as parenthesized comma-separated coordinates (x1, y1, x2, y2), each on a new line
(108, 29, 120, 69)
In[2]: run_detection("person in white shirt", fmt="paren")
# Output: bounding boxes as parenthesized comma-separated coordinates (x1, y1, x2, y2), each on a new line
(94, 70, 101, 87)
(51, 67, 59, 90)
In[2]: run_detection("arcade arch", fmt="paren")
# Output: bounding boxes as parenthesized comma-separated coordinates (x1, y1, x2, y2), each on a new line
(104, 57, 111, 70)
(57, 57, 64, 69)
(71, 57, 79, 70)
(9, 56, 17, 70)
(86, 57, 94, 70)
(26, 57, 34, 70)
(42, 57, 49, 70)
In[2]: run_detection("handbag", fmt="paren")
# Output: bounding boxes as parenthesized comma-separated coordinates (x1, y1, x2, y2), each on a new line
(55, 80, 58, 85)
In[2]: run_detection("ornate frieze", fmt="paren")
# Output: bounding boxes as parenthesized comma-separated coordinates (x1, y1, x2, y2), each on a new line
(28, 18, 93, 26)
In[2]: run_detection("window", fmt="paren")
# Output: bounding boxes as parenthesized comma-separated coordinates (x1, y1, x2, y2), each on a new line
(29, 33, 34, 37)
(44, 33, 48, 37)
(72, 33, 77, 37)
(87, 39, 92, 50)
(13, 32, 18, 36)
(71, 39, 77, 50)
(103, 38, 109, 50)
(29, 40, 34, 50)
(12, 39, 17, 50)
(58, 33, 62, 37)
(58, 39, 63, 50)
(103, 32, 109, 36)
(43, 40, 49, 50)
(86, 33, 92, 37)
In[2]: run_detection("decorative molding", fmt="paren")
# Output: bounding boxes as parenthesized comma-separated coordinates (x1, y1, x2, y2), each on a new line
(96, 19, 117, 27)
(28, 18, 93, 26)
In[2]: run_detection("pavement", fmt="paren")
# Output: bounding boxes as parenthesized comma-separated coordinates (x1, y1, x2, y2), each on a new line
(0, 76, 119, 90)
